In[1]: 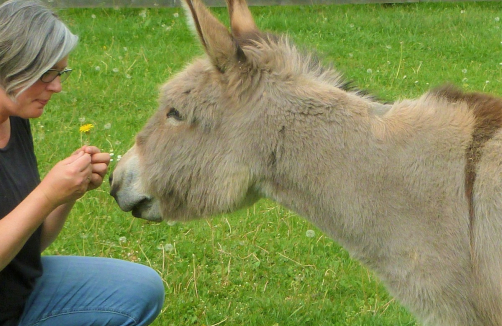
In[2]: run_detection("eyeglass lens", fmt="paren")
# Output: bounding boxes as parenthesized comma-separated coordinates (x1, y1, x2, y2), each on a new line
(41, 69, 72, 83)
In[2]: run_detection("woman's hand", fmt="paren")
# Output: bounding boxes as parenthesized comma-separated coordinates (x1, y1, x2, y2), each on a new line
(38, 151, 93, 208)
(80, 145, 111, 191)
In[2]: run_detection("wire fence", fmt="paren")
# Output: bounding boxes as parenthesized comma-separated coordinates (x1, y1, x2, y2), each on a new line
(38, 0, 468, 8)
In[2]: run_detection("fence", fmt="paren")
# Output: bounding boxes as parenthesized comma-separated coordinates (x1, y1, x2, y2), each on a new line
(39, 0, 469, 8)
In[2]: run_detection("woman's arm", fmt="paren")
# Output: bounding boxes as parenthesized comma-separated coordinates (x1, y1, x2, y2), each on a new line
(40, 146, 110, 251)
(0, 152, 92, 271)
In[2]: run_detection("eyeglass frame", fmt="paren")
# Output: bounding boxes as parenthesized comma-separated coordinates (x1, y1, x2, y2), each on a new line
(40, 68, 72, 83)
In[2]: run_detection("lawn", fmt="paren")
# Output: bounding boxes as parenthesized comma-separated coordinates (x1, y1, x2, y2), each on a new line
(38, 1, 502, 325)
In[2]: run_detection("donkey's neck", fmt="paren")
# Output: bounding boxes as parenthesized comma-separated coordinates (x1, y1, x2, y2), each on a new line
(260, 89, 468, 269)
(263, 90, 385, 244)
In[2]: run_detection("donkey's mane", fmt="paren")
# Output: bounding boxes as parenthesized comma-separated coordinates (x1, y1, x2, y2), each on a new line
(236, 31, 375, 102)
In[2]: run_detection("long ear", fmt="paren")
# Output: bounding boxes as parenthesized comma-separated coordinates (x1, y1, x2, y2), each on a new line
(182, 0, 243, 71)
(226, 0, 257, 37)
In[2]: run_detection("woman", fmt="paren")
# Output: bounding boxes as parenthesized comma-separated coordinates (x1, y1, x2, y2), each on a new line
(0, 1, 165, 325)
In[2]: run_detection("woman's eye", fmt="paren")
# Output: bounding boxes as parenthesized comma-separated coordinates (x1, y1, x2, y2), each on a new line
(167, 108, 183, 121)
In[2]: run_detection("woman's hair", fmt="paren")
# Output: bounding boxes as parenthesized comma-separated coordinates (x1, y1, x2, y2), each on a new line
(0, 0, 78, 97)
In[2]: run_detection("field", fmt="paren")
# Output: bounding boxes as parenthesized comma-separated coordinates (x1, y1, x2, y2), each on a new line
(39, 2, 502, 325)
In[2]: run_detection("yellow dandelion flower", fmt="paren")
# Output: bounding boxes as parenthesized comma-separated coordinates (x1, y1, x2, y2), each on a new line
(79, 123, 94, 133)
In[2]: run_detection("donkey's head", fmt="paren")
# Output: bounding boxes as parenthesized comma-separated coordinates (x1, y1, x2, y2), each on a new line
(110, 0, 349, 221)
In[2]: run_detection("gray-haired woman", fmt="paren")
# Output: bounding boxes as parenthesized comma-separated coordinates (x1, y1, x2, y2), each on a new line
(0, 1, 164, 325)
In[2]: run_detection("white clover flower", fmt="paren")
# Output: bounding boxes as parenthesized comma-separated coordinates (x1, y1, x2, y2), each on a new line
(112, 68, 119, 73)
(119, 236, 127, 243)
(104, 123, 111, 130)
(95, 66, 101, 71)
(306, 230, 315, 238)
(367, 69, 373, 74)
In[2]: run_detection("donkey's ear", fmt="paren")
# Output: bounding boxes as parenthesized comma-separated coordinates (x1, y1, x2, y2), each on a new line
(182, 0, 244, 71)
(226, 0, 257, 37)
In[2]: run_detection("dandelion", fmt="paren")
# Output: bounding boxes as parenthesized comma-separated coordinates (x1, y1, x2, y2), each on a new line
(173, 12, 179, 18)
(95, 66, 101, 71)
(462, 69, 467, 74)
(306, 230, 315, 238)
(367, 68, 373, 74)
(164, 244, 174, 252)
(79, 123, 94, 145)
(104, 123, 112, 130)
(119, 236, 127, 244)
(79, 117, 86, 123)
(79, 124, 94, 133)
(91, 14, 96, 19)
(112, 68, 119, 73)
(126, 74, 132, 79)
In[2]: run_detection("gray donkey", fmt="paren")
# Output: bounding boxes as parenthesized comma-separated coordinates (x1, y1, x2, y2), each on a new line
(110, 0, 502, 324)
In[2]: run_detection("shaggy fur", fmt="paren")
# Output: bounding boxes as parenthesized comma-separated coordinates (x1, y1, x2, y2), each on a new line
(110, 1, 502, 324)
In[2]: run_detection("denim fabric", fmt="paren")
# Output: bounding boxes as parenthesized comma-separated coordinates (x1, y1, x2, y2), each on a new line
(17, 256, 164, 326)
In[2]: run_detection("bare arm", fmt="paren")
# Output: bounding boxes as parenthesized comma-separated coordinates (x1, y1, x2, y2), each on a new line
(40, 146, 110, 251)
(0, 151, 92, 271)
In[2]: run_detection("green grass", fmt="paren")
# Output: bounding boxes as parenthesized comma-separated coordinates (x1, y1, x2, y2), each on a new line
(37, 2, 502, 325)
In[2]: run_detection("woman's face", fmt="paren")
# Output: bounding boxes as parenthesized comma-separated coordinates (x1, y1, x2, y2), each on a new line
(0, 56, 68, 120)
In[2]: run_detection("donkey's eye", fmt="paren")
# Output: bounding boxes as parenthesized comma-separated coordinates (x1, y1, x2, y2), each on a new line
(167, 108, 183, 121)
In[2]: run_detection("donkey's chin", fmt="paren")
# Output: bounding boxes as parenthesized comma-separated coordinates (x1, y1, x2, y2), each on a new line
(131, 198, 163, 222)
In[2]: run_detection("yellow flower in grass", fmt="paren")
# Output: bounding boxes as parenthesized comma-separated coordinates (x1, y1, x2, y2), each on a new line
(79, 123, 94, 145)
(79, 123, 94, 133)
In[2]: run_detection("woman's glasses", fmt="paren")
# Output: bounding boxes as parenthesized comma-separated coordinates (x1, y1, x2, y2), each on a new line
(40, 68, 72, 83)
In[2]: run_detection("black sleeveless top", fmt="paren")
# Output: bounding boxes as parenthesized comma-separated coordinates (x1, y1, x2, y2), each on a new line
(0, 117, 42, 324)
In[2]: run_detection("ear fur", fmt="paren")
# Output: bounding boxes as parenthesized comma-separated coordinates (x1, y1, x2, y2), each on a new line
(226, 0, 257, 37)
(182, 0, 247, 72)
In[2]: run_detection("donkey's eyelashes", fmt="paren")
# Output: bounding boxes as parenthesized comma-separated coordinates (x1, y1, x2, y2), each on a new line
(167, 108, 183, 121)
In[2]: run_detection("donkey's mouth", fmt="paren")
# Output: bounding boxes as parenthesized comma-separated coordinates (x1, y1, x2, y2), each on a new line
(131, 198, 162, 222)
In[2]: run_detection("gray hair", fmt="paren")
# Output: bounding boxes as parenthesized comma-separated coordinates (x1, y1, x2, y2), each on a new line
(0, 0, 78, 97)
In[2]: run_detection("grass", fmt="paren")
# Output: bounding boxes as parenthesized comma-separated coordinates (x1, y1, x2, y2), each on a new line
(36, 2, 502, 325)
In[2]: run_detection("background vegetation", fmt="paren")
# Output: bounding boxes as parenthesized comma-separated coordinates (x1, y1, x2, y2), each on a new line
(38, 2, 502, 325)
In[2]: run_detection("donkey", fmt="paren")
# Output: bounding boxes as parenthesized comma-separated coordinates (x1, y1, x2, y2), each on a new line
(110, 0, 502, 324)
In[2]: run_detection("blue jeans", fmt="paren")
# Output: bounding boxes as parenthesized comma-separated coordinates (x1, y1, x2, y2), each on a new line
(17, 256, 164, 326)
